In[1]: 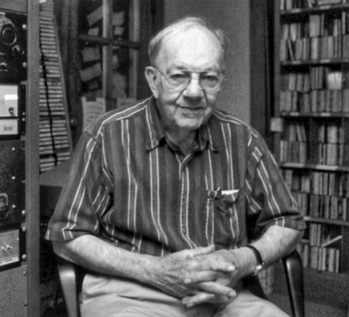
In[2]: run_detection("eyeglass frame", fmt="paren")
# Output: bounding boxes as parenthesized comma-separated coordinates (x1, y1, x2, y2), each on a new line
(151, 66, 226, 93)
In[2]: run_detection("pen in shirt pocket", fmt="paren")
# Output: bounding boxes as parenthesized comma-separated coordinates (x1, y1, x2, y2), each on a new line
(221, 189, 240, 202)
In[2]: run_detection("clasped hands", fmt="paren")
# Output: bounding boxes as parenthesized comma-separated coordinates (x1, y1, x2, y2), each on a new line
(153, 244, 247, 308)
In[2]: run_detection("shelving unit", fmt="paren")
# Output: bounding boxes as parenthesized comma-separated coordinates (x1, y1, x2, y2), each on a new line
(273, 0, 349, 312)
(0, 0, 41, 316)
(56, 0, 144, 146)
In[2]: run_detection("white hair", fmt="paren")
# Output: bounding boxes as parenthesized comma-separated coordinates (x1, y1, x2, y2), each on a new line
(148, 16, 230, 67)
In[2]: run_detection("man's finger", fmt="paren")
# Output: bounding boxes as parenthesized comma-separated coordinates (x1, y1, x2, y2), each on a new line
(199, 281, 236, 298)
(182, 292, 216, 307)
(210, 261, 236, 272)
(184, 271, 218, 284)
(182, 293, 231, 307)
(186, 244, 215, 258)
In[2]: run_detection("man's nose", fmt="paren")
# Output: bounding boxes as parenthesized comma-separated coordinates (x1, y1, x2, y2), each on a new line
(183, 75, 204, 97)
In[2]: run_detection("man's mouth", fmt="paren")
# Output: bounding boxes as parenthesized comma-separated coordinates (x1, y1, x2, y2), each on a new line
(180, 106, 204, 112)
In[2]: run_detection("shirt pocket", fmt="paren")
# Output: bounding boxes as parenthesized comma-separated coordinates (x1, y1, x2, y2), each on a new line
(215, 189, 240, 215)
(202, 189, 241, 248)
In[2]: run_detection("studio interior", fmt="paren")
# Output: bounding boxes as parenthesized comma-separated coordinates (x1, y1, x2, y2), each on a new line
(0, 0, 349, 316)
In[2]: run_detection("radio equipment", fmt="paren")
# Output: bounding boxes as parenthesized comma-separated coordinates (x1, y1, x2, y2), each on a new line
(0, 10, 27, 271)
(0, 10, 27, 83)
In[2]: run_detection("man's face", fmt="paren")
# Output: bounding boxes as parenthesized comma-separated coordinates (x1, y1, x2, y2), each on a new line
(148, 27, 224, 133)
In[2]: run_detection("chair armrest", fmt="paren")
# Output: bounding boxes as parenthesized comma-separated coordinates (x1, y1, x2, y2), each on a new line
(282, 250, 305, 317)
(54, 251, 304, 317)
(56, 256, 81, 317)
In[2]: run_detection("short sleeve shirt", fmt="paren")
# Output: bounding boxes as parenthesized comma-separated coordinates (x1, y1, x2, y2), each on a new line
(45, 97, 306, 256)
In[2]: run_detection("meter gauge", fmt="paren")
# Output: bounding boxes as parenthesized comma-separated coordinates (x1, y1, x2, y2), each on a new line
(0, 229, 20, 269)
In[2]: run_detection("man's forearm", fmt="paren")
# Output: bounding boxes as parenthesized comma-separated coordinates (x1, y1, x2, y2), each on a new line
(249, 225, 303, 267)
(53, 235, 155, 284)
(52, 235, 237, 300)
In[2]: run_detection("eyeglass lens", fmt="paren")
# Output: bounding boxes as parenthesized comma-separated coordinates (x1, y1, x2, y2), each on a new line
(165, 70, 223, 91)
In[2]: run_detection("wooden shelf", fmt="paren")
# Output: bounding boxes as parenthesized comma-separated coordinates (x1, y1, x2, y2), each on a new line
(281, 4, 349, 16)
(281, 58, 349, 66)
(78, 33, 140, 49)
(280, 162, 349, 172)
(280, 111, 349, 118)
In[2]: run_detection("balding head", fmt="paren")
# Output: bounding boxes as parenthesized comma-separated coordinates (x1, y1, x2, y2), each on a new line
(148, 17, 230, 69)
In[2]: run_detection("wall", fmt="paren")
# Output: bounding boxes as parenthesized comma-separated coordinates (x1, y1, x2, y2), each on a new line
(163, 0, 251, 124)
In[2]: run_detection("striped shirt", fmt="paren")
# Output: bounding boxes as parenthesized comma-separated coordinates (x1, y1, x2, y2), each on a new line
(46, 97, 305, 256)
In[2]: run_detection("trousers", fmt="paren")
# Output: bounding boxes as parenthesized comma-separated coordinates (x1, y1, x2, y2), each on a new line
(81, 273, 289, 317)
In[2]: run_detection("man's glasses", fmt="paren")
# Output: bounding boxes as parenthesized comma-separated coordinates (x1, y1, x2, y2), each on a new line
(154, 67, 225, 93)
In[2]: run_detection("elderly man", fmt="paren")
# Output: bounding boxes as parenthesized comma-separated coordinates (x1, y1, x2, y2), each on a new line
(46, 17, 305, 317)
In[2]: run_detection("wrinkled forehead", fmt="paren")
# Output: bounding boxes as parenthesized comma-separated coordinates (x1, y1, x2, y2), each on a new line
(156, 26, 225, 70)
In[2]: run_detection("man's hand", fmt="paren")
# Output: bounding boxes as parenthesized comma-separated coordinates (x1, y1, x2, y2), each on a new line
(53, 237, 238, 302)
(151, 245, 237, 300)
(181, 226, 303, 307)
(181, 247, 255, 307)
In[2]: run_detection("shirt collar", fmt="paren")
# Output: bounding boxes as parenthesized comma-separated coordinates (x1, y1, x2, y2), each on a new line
(145, 97, 219, 152)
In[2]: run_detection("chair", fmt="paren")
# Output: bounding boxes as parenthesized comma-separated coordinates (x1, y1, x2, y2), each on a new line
(56, 250, 304, 317)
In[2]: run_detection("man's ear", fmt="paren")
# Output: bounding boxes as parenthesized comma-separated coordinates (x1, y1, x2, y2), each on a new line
(145, 67, 159, 98)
